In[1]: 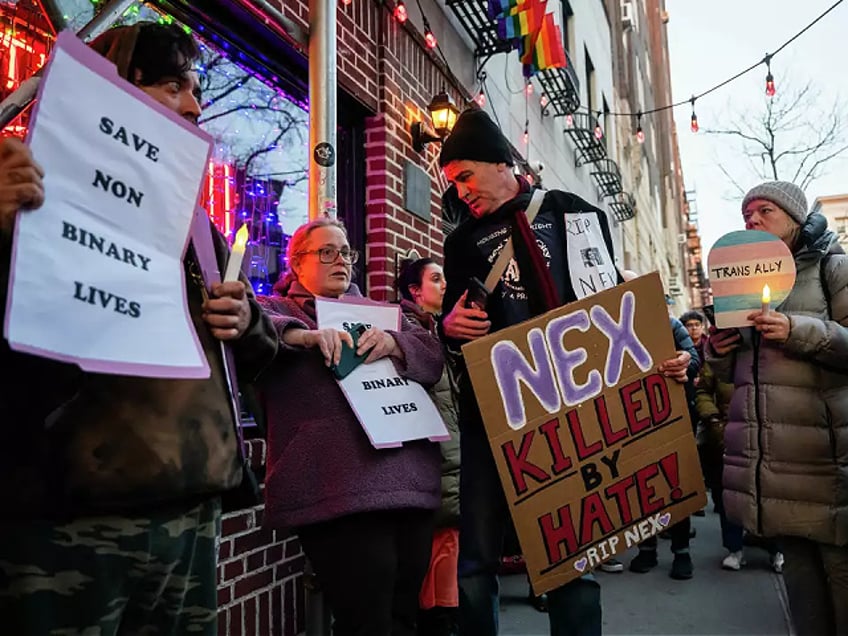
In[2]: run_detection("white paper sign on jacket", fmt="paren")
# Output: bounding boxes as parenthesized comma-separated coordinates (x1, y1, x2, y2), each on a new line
(565, 212, 618, 300)
(315, 296, 449, 449)
(4, 31, 212, 378)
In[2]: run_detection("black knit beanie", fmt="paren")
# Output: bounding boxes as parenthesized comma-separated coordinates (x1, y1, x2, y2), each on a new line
(439, 109, 514, 167)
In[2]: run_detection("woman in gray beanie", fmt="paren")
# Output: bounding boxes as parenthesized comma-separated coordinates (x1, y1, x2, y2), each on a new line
(708, 180, 848, 635)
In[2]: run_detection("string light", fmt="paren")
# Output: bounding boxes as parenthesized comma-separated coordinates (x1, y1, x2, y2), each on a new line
(424, 29, 437, 49)
(474, 90, 486, 107)
(593, 111, 603, 140)
(525, 81, 533, 96)
(393, 0, 408, 23)
(635, 112, 645, 143)
(552, 1, 843, 130)
(689, 97, 699, 133)
(540, 94, 549, 108)
(523, 127, 529, 144)
(565, 113, 573, 128)
(765, 55, 776, 97)
(341, 0, 352, 6)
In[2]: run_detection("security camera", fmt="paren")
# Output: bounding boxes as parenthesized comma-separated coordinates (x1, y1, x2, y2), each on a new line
(530, 161, 544, 173)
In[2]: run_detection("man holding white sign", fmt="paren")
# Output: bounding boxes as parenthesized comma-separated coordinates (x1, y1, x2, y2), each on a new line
(0, 23, 277, 635)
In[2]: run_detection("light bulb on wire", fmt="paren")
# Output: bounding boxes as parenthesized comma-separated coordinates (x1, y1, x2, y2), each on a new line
(765, 56, 776, 97)
(525, 82, 533, 96)
(690, 97, 699, 133)
(565, 113, 573, 128)
(593, 112, 603, 140)
(540, 94, 549, 108)
(474, 90, 486, 107)
(393, 0, 408, 22)
(424, 30, 437, 49)
(635, 112, 645, 143)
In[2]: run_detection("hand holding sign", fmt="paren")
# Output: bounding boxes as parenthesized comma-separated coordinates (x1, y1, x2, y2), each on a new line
(0, 138, 44, 233)
(707, 230, 796, 328)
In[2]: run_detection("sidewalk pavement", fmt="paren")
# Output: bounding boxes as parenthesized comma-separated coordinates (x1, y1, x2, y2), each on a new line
(499, 509, 792, 635)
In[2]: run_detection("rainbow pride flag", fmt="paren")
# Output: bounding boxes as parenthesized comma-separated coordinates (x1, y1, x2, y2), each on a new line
(521, 12, 566, 76)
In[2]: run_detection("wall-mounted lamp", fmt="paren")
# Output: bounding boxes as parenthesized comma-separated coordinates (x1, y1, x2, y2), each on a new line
(411, 90, 460, 152)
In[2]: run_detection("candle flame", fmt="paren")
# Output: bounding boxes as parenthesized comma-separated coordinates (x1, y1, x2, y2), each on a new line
(233, 224, 249, 250)
(762, 284, 771, 304)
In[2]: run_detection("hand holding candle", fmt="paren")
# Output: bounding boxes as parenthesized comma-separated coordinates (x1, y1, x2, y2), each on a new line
(761, 284, 771, 315)
(223, 224, 249, 283)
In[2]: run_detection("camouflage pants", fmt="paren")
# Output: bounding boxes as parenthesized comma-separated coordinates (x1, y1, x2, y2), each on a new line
(0, 497, 221, 636)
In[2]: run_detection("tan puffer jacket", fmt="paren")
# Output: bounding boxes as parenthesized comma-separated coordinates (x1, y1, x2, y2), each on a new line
(709, 216, 848, 546)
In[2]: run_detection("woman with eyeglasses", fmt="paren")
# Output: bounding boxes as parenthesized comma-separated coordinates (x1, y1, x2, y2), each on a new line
(258, 217, 444, 636)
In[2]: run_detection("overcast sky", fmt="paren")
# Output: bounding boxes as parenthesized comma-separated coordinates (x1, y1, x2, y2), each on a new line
(665, 0, 847, 255)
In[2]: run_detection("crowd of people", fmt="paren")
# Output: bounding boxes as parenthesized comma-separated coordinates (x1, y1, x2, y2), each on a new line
(0, 20, 846, 636)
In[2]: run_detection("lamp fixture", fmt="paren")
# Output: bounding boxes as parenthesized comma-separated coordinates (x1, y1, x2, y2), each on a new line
(411, 90, 460, 152)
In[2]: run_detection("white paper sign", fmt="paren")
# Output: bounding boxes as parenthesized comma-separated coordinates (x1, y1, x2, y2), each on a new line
(315, 296, 449, 449)
(4, 32, 212, 378)
(566, 212, 618, 299)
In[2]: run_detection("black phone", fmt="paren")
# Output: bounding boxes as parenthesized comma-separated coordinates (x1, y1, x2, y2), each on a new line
(465, 277, 490, 310)
(702, 304, 715, 327)
(331, 323, 370, 380)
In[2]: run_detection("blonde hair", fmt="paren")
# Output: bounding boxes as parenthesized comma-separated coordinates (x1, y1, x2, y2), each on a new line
(274, 216, 348, 294)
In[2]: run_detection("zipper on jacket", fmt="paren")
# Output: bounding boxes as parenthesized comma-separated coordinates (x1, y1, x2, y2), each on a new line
(752, 333, 765, 536)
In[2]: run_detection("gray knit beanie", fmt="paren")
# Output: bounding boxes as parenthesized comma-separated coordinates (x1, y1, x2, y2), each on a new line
(741, 181, 809, 225)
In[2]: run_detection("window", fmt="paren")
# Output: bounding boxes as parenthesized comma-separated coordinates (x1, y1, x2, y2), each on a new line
(584, 46, 597, 116)
(561, 0, 575, 60)
(49, 0, 366, 294)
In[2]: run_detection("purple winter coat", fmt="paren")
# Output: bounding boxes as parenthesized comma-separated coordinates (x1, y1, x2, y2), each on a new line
(258, 283, 443, 530)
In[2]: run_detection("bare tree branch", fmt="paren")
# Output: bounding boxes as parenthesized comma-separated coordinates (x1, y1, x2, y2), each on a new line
(705, 77, 848, 191)
(716, 162, 747, 197)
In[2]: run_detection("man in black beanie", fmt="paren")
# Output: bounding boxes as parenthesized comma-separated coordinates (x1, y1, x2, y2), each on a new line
(438, 109, 692, 636)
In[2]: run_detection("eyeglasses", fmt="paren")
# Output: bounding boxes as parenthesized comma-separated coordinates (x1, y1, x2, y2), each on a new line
(298, 246, 360, 264)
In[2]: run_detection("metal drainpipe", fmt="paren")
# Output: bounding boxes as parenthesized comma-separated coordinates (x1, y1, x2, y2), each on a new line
(307, 0, 337, 220)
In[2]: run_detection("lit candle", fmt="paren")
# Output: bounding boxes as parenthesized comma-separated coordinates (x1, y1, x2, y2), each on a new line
(761, 284, 771, 315)
(223, 224, 249, 282)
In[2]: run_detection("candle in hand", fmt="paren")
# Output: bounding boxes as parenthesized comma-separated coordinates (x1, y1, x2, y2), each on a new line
(761, 284, 771, 315)
(223, 224, 249, 282)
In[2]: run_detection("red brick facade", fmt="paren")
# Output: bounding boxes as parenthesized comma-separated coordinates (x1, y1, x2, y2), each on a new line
(217, 2, 462, 633)
(277, 0, 467, 300)
(218, 439, 307, 636)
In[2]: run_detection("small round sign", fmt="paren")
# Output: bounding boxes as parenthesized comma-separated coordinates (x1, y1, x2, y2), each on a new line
(313, 142, 336, 167)
(707, 230, 796, 328)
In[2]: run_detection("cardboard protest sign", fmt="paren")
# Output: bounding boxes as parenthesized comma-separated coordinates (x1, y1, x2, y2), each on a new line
(462, 273, 706, 595)
(708, 230, 796, 328)
(316, 296, 449, 449)
(5, 31, 212, 377)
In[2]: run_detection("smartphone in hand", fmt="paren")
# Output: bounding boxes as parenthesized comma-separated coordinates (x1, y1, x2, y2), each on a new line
(464, 277, 490, 310)
(331, 323, 370, 380)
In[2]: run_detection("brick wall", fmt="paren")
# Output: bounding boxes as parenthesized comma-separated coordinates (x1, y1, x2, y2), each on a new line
(218, 439, 306, 636)
(270, 0, 469, 301)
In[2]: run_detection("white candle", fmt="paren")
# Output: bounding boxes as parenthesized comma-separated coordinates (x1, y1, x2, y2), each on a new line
(761, 284, 771, 315)
(223, 224, 249, 282)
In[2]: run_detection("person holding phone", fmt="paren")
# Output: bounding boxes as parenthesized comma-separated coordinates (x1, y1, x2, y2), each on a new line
(708, 181, 848, 635)
(258, 218, 445, 636)
(437, 109, 692, 636)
